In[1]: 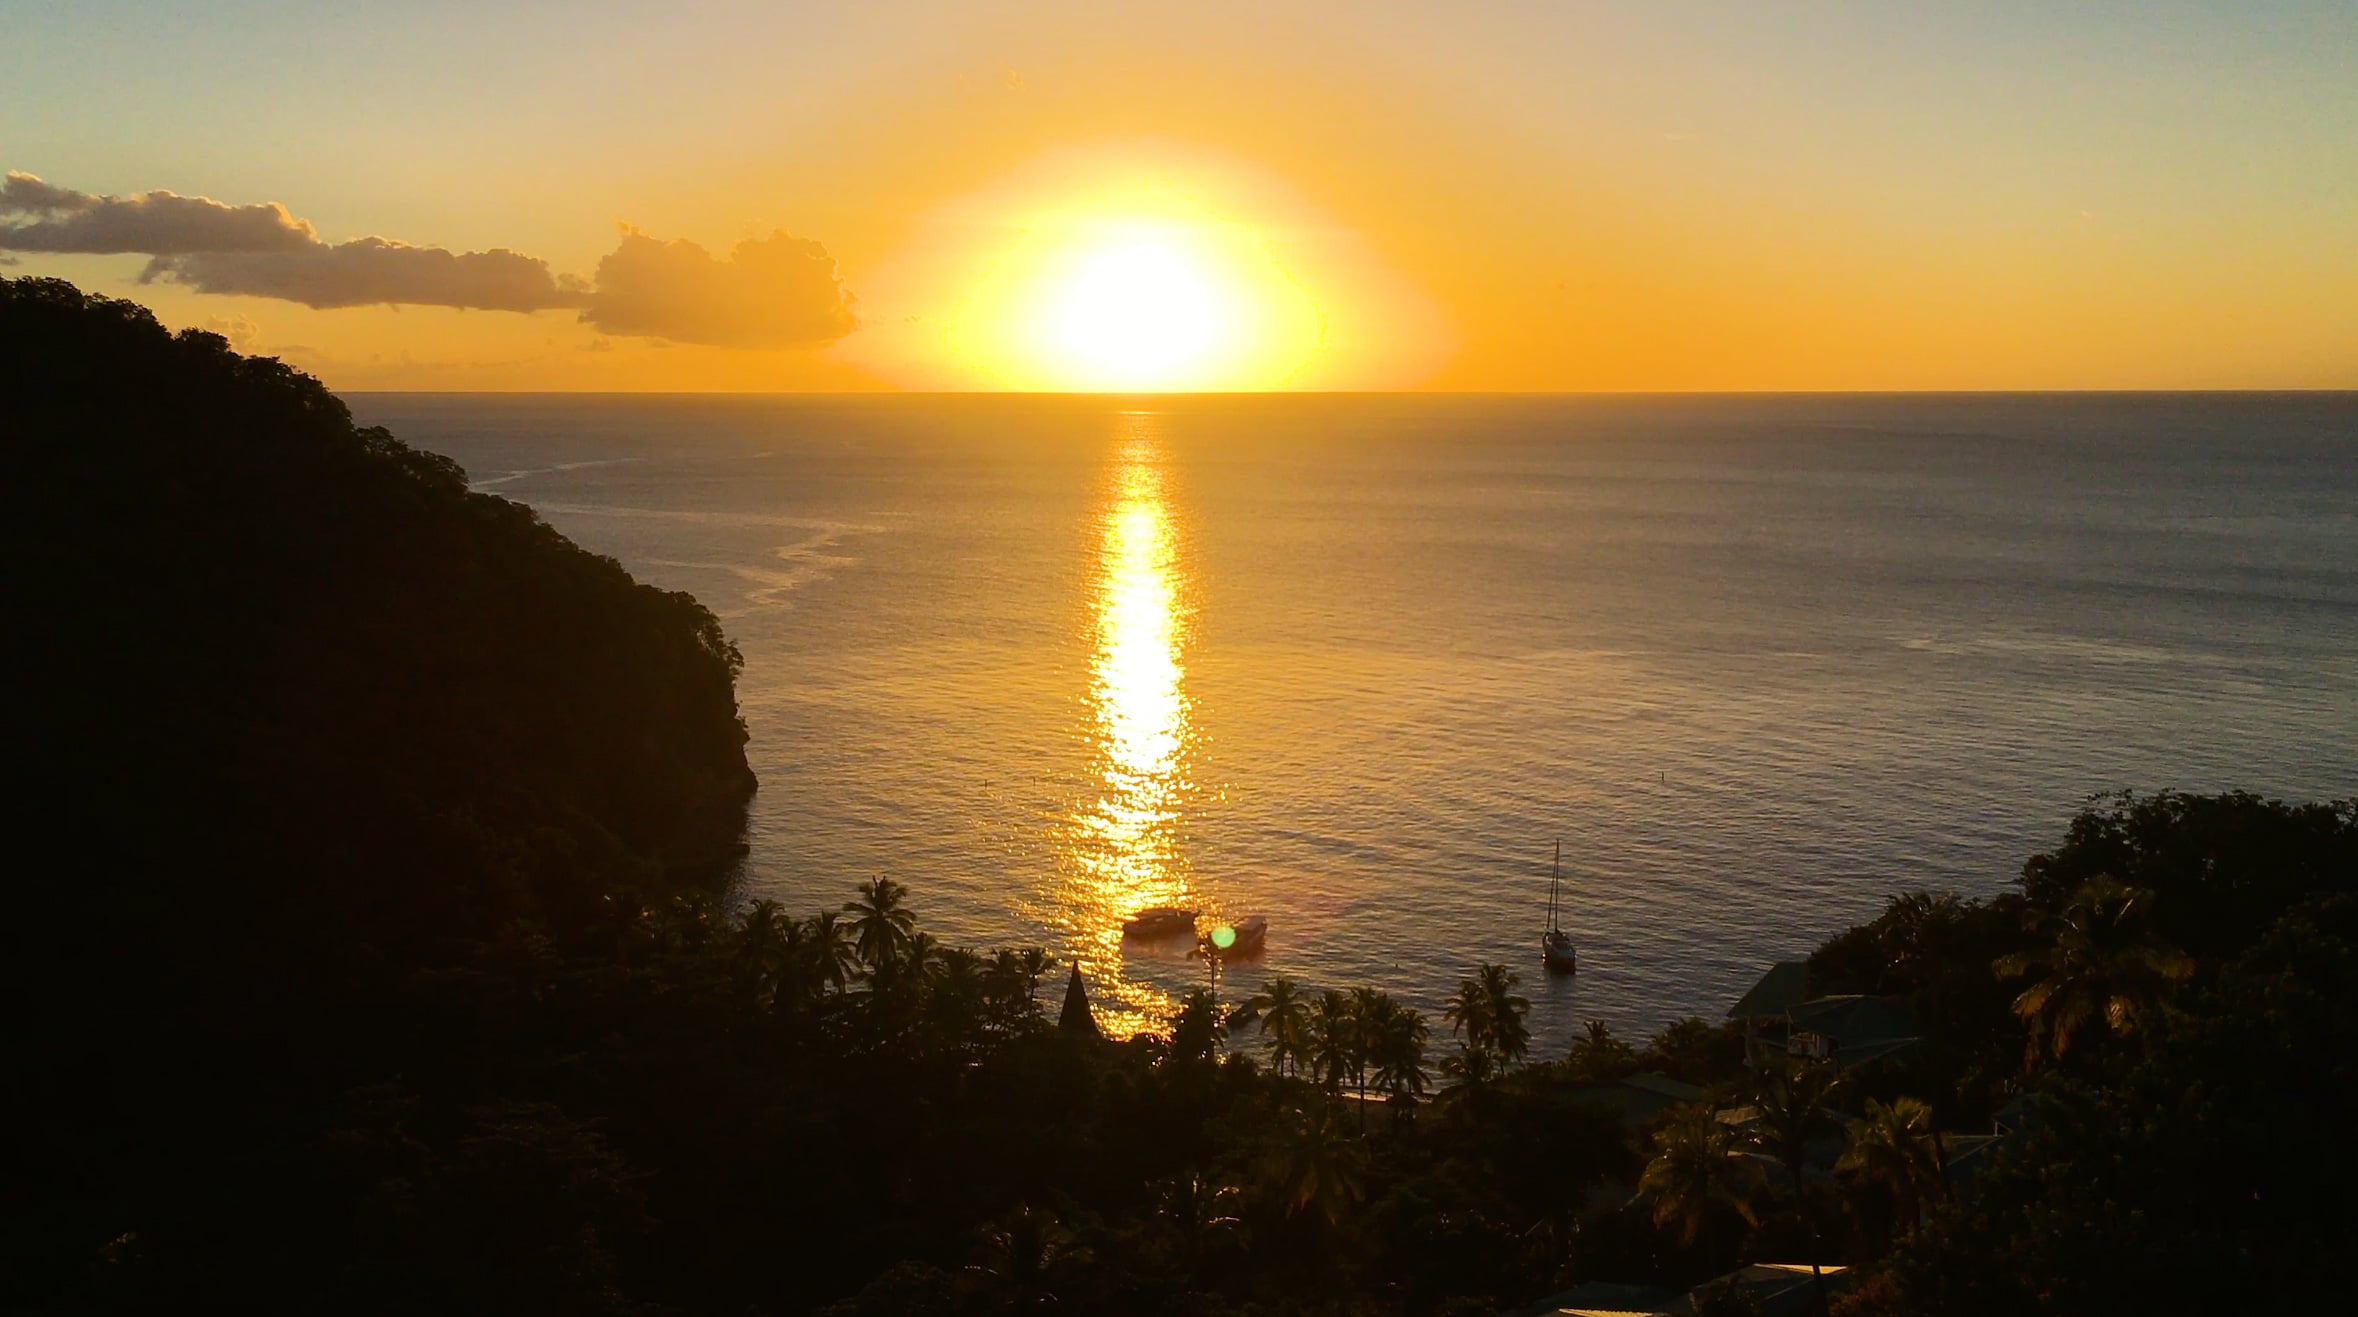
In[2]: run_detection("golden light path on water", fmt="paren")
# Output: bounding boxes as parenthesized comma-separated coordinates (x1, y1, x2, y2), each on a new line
(1050, 411, 1204, 1036)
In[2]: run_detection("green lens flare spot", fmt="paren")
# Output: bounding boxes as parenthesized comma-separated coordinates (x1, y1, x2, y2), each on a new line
(1210, 925, 1237, 950)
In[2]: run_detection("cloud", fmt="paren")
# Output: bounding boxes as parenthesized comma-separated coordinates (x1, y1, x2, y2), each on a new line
(581, 228, 856, 348)
(3, 171, 855, 347)
(2, 171, 315, 254)
(144, 240, 589, 313)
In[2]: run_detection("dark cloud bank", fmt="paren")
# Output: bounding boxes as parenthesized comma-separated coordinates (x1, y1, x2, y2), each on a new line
(0, 171, 855, 348)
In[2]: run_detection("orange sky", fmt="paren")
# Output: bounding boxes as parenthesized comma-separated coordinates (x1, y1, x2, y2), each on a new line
(6, 2, 2354, 391)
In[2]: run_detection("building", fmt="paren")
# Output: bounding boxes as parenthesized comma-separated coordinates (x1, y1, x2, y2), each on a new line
(1057, 964, 1101, 1038)
(1564, 1073, 1706, 1127)
(1726, 962, 1921, 1070)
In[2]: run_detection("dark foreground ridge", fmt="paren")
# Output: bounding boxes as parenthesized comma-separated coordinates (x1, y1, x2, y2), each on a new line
(8, 278, 2356, 1316)
(9, 276, 755, 1308)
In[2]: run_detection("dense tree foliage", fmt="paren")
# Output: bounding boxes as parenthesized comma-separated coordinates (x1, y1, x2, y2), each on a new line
(1839, 796, 2358, 1317)
(8, 277, 754, 1312)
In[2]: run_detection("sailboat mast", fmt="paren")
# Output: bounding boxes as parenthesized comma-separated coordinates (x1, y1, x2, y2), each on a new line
(1548, 839, 1561, 931)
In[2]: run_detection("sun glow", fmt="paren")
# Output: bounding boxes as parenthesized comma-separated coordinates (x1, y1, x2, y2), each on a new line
(980, 213, 1322, 391)
(947, 201, 1326, 391)
(848, 145, 1445, 391)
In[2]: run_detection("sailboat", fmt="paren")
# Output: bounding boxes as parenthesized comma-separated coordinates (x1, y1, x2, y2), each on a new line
(1543, 840, 1578, 974)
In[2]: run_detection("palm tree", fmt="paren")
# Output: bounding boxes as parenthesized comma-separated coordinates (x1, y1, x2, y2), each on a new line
(1567, 1017, 1637, 1079)
(1443, 964, 1529, 1085)
(1241, 975, 1313, 1078)
(1368, 1001, 1430, 1115)
(1169, 988, 1224, 1065)
(932, 948, 988, 1029)
(805, 910, 858, 995)
(1443, 975, 1495, 1084)
(735, 899, 789, 999)
(1155, 1172, 1243, 1270)
(1014, 947, 1054, 1006)
(899, 929, 940, 982)
(1347, 986, 1391, 1110)
(845, 875, 916, 970)
(1307, 990, 1357, 1095)
(1837, 1096, 1946, 1231)
(1744, 1060, 1847, 1317)
(1477, 963, 1532, 1068)
(1995, 874, 2195, 1066)
(1264, 1107, 1367, 1226)
(1639, 1103, 1763, 1249)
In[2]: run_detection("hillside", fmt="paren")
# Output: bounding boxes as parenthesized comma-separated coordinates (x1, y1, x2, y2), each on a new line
(7, 276, 755, 1307)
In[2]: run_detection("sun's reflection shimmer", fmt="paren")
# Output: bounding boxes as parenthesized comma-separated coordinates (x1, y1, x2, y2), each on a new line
(1053, 411, 1199, 1035)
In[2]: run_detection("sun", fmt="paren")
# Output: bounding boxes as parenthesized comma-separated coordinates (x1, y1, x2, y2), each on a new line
(857, 146, 1442, 391)
(946, 203, 1326, 392)
(1051, 240, 1222, 389)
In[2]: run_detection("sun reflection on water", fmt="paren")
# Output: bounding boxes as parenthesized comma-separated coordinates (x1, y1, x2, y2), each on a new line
(1053, 411, 1201, 1035)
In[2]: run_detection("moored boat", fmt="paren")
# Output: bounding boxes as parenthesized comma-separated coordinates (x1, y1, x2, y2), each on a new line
(1543, 841, 1578, 974)
(1122, 905, 1199, 939)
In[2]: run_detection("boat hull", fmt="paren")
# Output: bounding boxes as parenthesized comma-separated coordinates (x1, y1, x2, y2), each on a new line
(1543, 932, 1577, 975)
(1122, 907, 1198, 939)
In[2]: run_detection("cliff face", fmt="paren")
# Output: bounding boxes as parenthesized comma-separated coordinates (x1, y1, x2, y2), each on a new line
(8, 273, 754, 986)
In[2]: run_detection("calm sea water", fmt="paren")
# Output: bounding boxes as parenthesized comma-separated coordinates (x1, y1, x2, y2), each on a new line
(349, 393, 2358, 1048)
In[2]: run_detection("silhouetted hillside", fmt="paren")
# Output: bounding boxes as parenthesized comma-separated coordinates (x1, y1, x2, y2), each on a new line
(8, 276, 753, 1305)
(11, 277, 753, 929)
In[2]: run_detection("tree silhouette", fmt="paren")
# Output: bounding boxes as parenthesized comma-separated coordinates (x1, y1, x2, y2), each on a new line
(735, 899, 790, 1002)
(1478, 963, 1532, 1067)
(1155, 1172, 1244, 1271)
(1240, 975, 1313, 1079)
(1264, 1107, 1367, 1226)
(1169, 989, 1225, 1065)
(1995, 874, 2195, 1066)
(1442, 977, 1498, 1087)
(1308, 990, 1357, 1096)
(1743, 1059, 1847, 1316)
(845, 876, 917, 970)
(1442, 963, 1530, 1086)
(1367, 998, 1430, 1115)
(982, 947, 1054, 1034)
(1639, 1103, 1763, 1249)
(1566, 1017, 1638, 1080)
(807, 910, 858, 995)
(1346, 986, 1387, 1116)
(1837, 1095, 1946, 1234)
(1014, 947, 1054, 1005)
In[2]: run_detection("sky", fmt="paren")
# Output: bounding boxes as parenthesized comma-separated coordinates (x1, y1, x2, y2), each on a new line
(4, 0, 2354, 391)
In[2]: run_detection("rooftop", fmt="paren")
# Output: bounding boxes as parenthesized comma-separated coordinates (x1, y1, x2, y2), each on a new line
(1726, 961, 1811, 1020)
(1786, 994, 1918, 1045)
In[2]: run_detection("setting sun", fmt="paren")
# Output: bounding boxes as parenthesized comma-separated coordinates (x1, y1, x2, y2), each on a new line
(1050, 239, 1220, 390)
(938, 194, 1330, 391)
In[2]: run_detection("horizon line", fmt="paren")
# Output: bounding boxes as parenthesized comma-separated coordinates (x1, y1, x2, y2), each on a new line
(338, 387, 2358, 398)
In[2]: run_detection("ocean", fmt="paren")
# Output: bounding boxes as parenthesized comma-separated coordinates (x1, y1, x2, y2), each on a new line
(348, 392, 2358, 1048)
